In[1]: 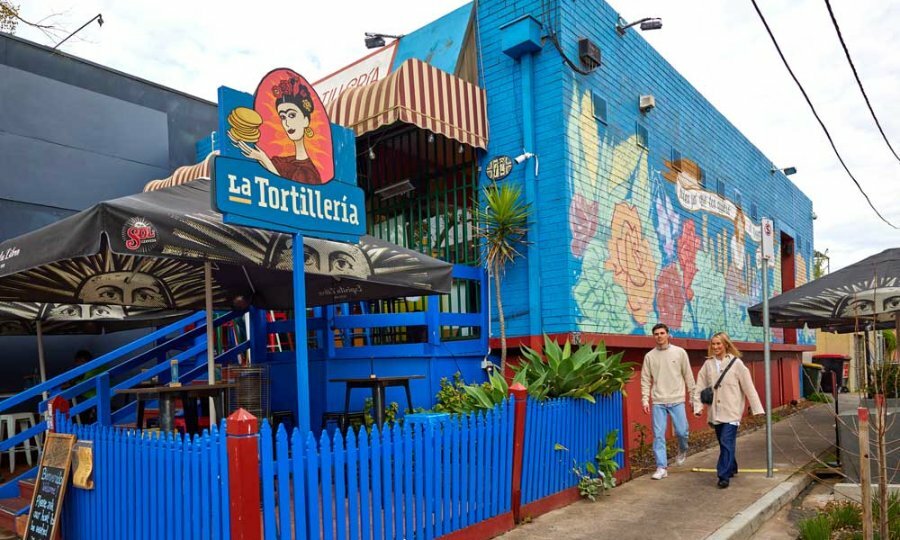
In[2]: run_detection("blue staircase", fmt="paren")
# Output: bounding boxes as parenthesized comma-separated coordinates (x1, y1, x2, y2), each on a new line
(0, 309, 249, 532)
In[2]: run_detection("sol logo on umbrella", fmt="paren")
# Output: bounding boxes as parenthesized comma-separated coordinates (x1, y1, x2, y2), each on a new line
(122, 217, 158, 252)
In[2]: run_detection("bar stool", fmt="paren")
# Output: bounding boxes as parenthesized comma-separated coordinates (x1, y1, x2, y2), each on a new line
(0, 413, 43, 473)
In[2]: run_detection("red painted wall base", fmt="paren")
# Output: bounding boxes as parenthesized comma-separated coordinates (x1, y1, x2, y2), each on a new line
(437, 512, 515, 540)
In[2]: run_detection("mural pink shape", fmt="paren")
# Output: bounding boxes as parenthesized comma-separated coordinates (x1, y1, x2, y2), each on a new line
(677, 219, 700, 302)
(605, 203, 657, 325)
(656, 263, 686, 329)
(569, 193, 599, 258)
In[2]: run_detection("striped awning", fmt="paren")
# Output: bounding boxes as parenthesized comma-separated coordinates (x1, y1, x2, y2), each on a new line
(326, 58, 488, 149)
(143, 152, 215, 192)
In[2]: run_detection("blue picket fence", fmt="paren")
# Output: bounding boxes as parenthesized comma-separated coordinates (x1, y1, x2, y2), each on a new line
(260, 400, 513, 540)
(57, 417, 231, 540)
(520, 393, 623, 504)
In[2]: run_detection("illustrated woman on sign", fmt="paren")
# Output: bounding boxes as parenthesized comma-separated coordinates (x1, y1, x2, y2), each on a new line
(229, 69, 334, 185)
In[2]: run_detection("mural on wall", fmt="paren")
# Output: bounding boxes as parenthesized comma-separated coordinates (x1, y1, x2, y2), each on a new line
(567, 87, 813, 343)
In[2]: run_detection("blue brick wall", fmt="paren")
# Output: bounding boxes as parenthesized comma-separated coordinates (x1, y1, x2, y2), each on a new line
(477, 0, 814, 344)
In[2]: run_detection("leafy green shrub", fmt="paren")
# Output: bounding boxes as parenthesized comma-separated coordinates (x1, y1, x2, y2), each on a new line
(868, 362, 900, 399)
(806, 392, 833, 403)
(463, 370, 509, 410)
(362, 397, 400, 430)
(513, 335, 635, 402)
(824, 501, 861, 532)
(555, 429, 623, 501)
(433, 371, 508, 414)
(873, 490, 900, 539)
(433, 373, 479, 414)
(798, 514, 831, 540)
(594, 429, 623, 488)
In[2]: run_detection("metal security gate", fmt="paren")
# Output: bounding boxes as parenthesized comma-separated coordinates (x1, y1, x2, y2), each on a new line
(359, 128, 482, 343)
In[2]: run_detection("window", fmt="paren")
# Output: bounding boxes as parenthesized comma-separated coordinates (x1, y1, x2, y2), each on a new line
(636, 123, 649, 149)
(734, 190, 742, 209)
(716, 178, 725, 197)
(592, 92, 608, 124)
(696, 161, 706, 189)
(671, 148, 682, 170)
(797, 236, 803, 251)
(751, 202, 759, 220)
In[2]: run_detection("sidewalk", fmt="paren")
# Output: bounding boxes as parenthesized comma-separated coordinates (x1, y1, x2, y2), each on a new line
(499, 403, 835, 540)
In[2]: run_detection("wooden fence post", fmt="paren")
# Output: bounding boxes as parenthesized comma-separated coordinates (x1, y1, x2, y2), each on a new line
(858, 407, 872, 540)
(509, 383, 528, 524)
(227, 408, 261, 540)
(46, 395, 70, 433)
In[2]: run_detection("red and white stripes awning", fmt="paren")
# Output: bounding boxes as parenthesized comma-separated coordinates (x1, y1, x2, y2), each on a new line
(326, 58, 489, 150)
(143, 152, 215, 192)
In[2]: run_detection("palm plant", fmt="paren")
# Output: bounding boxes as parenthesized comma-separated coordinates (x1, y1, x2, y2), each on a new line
(474, 182, 531, 373)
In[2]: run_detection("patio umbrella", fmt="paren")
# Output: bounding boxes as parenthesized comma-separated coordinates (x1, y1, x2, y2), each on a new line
(0, 301, 192, 399)
(0, 178, 452, 413)
(0, 179, 452, 310)
(748, 248, 900, 333)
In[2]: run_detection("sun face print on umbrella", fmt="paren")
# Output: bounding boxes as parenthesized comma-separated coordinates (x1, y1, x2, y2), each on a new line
(226, 69, 334, 185)
(0, 251, 225, 309)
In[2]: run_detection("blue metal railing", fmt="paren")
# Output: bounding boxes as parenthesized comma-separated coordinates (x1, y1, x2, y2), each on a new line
(0, 309, 248, 498)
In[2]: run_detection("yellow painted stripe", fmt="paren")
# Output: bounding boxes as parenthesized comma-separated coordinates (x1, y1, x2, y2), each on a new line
(228, 196, 251, 204)
(690, 468, 781, 473)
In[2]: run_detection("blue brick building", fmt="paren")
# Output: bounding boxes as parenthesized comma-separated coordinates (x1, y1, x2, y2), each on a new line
(468, 0, 814, 347)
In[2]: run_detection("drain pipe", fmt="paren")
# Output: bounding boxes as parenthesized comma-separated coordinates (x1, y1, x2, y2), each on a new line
(501, 15, 544, 344)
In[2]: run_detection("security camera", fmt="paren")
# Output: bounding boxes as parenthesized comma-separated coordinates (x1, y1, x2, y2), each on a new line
(514, 152, 534, 164)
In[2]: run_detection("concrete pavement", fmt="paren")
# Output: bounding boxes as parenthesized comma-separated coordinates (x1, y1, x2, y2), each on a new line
(499, 403, 835, 540)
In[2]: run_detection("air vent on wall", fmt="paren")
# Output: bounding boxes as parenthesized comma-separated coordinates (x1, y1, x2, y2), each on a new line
(578, 38, 601, 72)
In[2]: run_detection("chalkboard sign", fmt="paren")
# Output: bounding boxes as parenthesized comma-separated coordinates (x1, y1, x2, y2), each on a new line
(24, 433, 75, 540)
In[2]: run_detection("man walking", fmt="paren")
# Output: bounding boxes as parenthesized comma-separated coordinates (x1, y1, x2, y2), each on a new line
(641, 323, 697, 480)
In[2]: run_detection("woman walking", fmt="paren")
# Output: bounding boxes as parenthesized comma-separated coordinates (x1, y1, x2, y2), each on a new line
(694, 332, 764, 488)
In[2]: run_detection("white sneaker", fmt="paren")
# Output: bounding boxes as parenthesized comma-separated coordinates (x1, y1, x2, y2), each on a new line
(675, 451, 687, 466)
(651, 467, 668, 480)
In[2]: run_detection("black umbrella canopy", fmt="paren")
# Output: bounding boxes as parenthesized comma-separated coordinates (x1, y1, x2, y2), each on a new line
(748, 248, 900, 332)
(0, 302, 192, 336)
(0, 179, 452, 310)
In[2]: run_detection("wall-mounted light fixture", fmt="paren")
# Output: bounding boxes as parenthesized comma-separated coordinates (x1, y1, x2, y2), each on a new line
(514, 151, 539, 176)
(771, 166, 797, 176)
(365, 32, 404, 49)
(615, 17, 662, 35)
(375, 179, 415, 200)
(368, 147, 376, 160)
(54, 13, 104, 50)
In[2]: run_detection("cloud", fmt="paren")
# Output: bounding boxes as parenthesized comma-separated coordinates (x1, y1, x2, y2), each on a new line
(14, 0, 899, 272)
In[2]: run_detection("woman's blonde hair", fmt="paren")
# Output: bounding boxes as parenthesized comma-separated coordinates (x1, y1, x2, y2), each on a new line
(708, 331, 741, 358)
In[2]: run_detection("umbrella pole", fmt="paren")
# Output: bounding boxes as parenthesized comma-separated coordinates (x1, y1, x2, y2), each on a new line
(36, 320, 48, 402)
(205, 262, 216, 426)
(293, 233, 310, 434)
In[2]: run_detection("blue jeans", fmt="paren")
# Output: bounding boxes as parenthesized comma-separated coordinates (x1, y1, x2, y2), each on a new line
(652, 402, 689, 468)
(714, 423, 739, 481)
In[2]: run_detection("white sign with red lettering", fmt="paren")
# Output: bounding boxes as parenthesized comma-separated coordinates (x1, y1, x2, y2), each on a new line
(314, 42, 398, 109)
(761, 218, 775, 261)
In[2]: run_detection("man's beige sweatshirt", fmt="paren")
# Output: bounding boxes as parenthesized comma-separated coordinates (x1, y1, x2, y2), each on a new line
(640, 344, 695, 407)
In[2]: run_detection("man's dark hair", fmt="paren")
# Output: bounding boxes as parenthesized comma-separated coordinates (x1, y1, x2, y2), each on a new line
(74, 349, 93, 362)
(651, 323, 669, 334)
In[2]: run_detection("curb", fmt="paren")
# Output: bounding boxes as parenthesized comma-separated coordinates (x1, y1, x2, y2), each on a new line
(705, 472, 813, 540)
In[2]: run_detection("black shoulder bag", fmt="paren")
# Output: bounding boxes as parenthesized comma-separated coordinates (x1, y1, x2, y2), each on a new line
(700, 358, 737, 405)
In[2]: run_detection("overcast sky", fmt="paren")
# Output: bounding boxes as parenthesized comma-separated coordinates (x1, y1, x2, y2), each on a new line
(13, 0, 899, 271)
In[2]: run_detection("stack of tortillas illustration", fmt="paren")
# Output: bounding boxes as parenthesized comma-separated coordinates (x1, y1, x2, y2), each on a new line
(227, 107, 263, 143)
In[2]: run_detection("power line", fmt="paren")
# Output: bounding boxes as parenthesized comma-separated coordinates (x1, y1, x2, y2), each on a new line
(749, 0, 898, 230)
(823, 0, 900, 164)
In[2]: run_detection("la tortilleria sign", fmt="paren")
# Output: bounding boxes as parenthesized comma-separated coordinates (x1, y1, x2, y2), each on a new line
(212, 68, 365, 241)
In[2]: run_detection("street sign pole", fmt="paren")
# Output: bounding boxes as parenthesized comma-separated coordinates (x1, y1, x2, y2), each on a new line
(761, 218, 775, 478)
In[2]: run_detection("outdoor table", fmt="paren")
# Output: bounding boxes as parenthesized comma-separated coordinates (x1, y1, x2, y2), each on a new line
(329, 375, 425, 427)
(116, 383, 235, 434)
